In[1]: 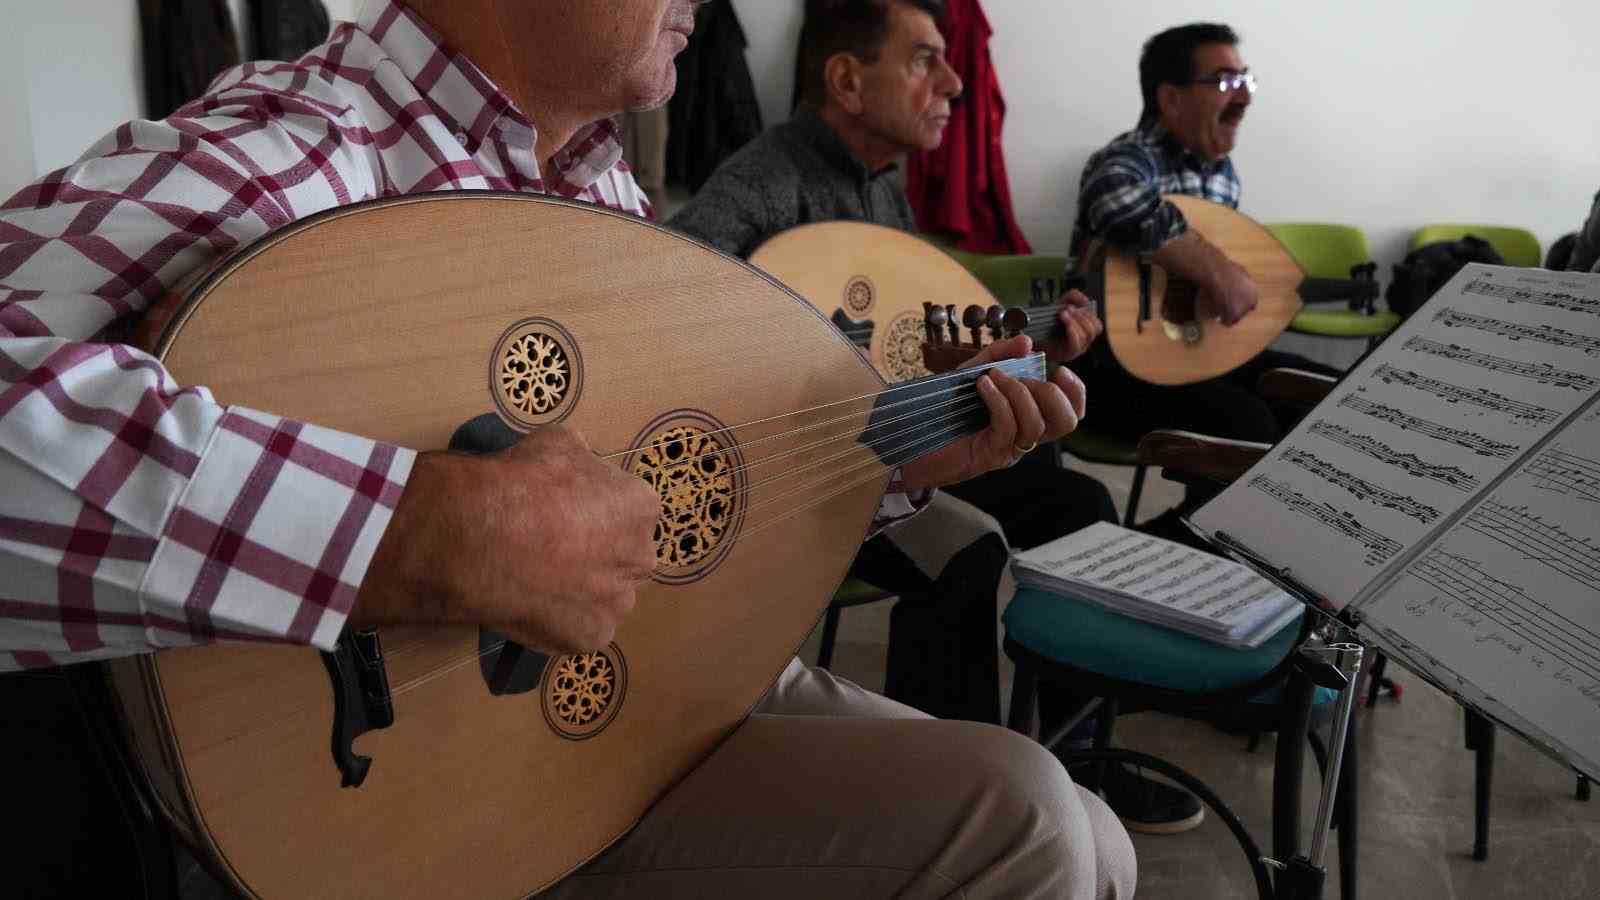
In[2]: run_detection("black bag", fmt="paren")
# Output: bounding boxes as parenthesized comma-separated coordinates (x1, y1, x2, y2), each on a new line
(1385, 235, 1504, 319)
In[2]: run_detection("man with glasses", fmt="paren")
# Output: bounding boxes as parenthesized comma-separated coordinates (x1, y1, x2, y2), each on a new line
(1049, 22, 1338, 837)
(1069, 22, 1335, 502)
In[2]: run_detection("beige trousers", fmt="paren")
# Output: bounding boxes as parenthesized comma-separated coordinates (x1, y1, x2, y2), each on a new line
(543, 659, 1137, 899)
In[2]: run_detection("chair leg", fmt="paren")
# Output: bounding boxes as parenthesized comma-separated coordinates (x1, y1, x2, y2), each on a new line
(1123, 465, 1148, 527)
(1578, 774, 1592, 802)
(1006, 659, 1039, 738)
(1273, 671, 1315, 871)
(1363, 652, 1388, 706)
(1464, 709, 1495, 861)
(816, 605, 842, 671)
(1086, 698, 1119, 791)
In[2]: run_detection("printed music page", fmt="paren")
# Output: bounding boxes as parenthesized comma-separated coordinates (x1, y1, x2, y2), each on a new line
(1354, 398, 1600, 778)
(1192, 264, 1600, 608)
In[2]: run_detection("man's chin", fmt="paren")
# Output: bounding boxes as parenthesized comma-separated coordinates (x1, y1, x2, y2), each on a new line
(626, 70, 678, 113)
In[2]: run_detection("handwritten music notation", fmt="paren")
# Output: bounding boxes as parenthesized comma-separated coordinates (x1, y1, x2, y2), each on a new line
(1308, 420, 1478, 491)
(1249, 473, 1403, 566)
(1338, 394, 1517, 458)
(1403, 337, 1599, 392)
(1433, 308, 1600, 357)
(1464, 277, 1600, 319)
(1406, 550, 1600, 685)
(1462, 501, 1600, 593)
(1526, 447, 1600, 505)
(1370, 364, 1560, 426)
(1280, 447, 1441, 524)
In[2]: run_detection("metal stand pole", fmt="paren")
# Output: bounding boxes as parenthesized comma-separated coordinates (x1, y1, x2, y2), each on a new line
(1265, 639, 1364, 900)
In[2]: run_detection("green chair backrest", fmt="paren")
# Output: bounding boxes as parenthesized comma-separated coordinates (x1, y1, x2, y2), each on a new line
(971, 254, 1072, 307)
(918, 232, 994, 274)
(1408, 224, 1542, 268)
(1265, 223, 1372, 279)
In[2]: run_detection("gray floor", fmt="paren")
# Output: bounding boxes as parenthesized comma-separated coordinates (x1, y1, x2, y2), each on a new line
(800, 458, 1600, 899)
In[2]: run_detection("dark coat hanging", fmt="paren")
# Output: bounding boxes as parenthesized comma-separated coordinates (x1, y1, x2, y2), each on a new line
(666, 1, 764, 193)
(248, 0, 332, 62)
(138, 0, 241, 120)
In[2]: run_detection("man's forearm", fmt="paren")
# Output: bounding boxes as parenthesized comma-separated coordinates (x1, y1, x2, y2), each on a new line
(1150, 230, 1232, 294)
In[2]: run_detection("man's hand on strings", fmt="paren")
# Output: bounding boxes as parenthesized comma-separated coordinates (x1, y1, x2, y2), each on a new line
(899, 334, 1087, 492)
(1041, 288, 1103, 366)
(352, 425, 661, 653)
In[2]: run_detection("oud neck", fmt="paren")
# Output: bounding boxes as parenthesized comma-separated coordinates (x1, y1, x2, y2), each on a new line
(859, 354, 1046, 468)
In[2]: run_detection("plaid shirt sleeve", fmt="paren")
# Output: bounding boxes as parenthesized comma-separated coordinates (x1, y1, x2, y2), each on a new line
(0, 81, 412, 671)
(1078, 142, 1188, 254)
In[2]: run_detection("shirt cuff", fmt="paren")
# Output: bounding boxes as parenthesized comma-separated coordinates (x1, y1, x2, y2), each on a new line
(1145, 201, 1190, 253)
(867, 467, 934, 539)
(139, 407, 414, 652)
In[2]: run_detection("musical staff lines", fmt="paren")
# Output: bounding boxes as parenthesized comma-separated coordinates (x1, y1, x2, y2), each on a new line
(1464, 277, 1600, 319)
(1308, 420, 1478, 491)
(1527, 447, 1600, 505)
(1403, 337, 1598, 391)
(1407, 549, 1600, 683)
(1339, 394, 1518, 458)
(1370, 364, 1560, 426)
(1433, 308, 1600, 357)
(1461, 501, 1600, 592)
(1249, 473, 1403, 566)
(1281, 447, 1441, 524)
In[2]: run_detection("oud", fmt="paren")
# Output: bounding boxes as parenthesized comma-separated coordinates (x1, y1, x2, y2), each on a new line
(104, 192, 1036, 897)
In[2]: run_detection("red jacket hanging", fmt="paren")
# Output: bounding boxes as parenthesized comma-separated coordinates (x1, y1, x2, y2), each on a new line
(905, 0, 1032, 255)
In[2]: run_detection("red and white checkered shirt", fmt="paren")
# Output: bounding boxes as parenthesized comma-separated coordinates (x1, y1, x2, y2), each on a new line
(0, 0, 922, 671)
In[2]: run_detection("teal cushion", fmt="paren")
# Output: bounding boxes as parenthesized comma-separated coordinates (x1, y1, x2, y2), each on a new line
(1003, 588, 1335, 706)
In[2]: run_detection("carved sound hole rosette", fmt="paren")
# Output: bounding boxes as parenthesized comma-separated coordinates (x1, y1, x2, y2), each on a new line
(843, 275, 876, 316)
(882, 312, 932, 382)
(624, 410, 747, 585)
(490, 317, 584, 428)
(541, 642, 627, 740)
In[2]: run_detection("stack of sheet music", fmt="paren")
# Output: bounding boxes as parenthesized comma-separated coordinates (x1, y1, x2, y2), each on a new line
(1011, 522, 1302, 648)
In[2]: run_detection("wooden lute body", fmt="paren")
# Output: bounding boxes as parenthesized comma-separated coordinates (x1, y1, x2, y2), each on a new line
(1084, 194, 1305, 385)
(749, 221, 998, 384)
(103, 193, 1034, 898)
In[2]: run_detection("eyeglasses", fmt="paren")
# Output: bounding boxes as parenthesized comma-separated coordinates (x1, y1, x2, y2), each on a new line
(1180, 71, 1256, 94)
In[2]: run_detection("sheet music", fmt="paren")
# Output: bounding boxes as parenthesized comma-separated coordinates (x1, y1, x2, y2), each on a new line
(1355, 399, 1600, 777)
(1193, 265, 1600, 606)
(1011, 522, 1300, 647)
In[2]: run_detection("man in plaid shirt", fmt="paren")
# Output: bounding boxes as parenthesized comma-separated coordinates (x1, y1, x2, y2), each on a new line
(1069, 23, 1336, 494)
(1048, 23, 1342, 838)
(1, 1, 1131, 896)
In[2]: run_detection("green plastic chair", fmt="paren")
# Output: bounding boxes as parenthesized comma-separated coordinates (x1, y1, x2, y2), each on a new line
(970, 255, 1150, 525)
(816, 577, 895, 670)
(1408, 224, 1542, 268)
(1268, 222, 1402, 345)
(918, 231, 994, 273)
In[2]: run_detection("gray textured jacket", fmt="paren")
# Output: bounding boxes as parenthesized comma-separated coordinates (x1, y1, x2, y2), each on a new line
(666, 107, 914, 259)
(1570, 190, 1600, 273)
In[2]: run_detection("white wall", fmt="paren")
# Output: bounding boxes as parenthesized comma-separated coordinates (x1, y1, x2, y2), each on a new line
(8, 0, 1596, 270)
(3, 0, 142, 193)
(1, 0, 360, 200)
(732, 0, 1600, 270)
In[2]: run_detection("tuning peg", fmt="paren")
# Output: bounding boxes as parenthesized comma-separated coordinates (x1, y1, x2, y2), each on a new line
(924, 302, 948, 344)
(944, 304, 960, 344)
(962, 305, 986, 346)
(985, 305, 1005, 339)
(1002, 307, 1029, 338)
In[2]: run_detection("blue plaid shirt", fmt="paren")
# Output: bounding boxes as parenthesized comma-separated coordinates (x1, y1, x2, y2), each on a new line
(1071, 121, 1240, 258)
